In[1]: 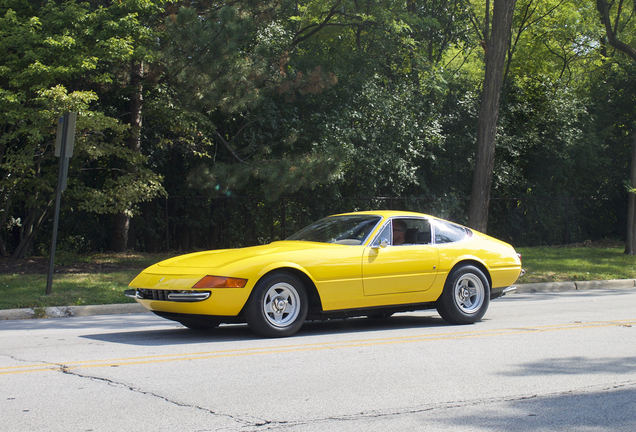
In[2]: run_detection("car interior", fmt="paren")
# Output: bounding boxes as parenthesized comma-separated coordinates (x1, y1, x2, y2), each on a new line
(396, 219, 432, 245)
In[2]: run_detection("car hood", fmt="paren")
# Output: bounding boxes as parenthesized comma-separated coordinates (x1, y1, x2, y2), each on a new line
(153, 241, 341, 270)
(130, 241, 339, 290)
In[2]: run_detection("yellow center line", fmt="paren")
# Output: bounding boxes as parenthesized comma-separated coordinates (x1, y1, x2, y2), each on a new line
(2, 319, 634, 375)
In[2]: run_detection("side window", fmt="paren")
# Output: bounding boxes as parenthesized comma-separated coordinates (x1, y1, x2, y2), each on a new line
(372, 218, 434, 247)
(392, 218, 432, 245)
(434, 220, 469, 244)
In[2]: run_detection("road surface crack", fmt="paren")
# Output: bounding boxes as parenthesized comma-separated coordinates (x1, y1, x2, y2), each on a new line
(58, 367, 270, 428)
(234, 381, 636, 431)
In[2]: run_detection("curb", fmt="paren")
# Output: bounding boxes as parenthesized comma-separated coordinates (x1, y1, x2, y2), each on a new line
(1, 280, 635, 321)
(0, 303, 148, 321)
(514, 279, 636, 293)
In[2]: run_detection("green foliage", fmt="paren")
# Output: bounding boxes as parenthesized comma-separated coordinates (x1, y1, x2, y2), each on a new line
(506, 0, 603, 85)
(496, 79, 608, 197)
(1, 0, 635, 257)
(0, 0, 168, 256)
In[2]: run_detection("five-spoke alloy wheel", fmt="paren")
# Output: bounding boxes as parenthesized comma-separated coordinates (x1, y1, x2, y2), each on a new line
(436, 265, 490, 325)
(245, 272, 308, 337)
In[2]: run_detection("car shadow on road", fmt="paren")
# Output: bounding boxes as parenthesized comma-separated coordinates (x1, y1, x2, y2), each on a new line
(81, 313, 449, 346)
(497, 355, 636, 376)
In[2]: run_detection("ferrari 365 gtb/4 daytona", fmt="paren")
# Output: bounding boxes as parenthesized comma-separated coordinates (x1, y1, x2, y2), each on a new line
(126, 211, 523, 337)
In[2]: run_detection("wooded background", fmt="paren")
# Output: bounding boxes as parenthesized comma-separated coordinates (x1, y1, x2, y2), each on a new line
(2, 0, 635, 258)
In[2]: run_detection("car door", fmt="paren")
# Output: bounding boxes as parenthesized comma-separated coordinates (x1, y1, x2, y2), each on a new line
(362, 218, 439, 296)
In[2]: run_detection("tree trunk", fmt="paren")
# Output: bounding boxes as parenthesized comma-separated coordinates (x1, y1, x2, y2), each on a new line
(468, 0, 517, 233)
(110, 212, 130, 252)
(626, 132, 636, 255)
(11, 203, 51, 259)
(111, 61, 144, 252)
(596, 1, 636, 255)
(597, 0, 636, 62)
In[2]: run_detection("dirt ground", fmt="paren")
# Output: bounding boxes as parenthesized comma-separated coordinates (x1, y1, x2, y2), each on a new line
(0, 257, 136, 275)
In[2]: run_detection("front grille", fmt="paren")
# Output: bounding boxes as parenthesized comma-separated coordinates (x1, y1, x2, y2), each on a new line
(137, 289, 178, 301)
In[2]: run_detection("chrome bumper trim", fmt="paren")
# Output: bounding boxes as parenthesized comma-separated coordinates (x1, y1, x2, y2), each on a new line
(167, 292, 211, 302)
(124, 289, 139, 299)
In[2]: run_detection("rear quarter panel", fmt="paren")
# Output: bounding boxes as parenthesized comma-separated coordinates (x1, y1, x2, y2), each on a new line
(435, 234, 522, 289)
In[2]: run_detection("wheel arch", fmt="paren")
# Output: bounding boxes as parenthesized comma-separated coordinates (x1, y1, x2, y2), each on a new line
(243, 267, 323, 316)
(436, 259, 492, 325)
(449, 259, 492, 290)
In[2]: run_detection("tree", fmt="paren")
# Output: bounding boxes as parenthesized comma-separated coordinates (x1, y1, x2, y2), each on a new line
(157, 0, 336, 201)
(0, 0, 164, 257)
(160, 1, 437, 201)
(83, 0, 170, 251)
(0, 1, 106, 258)
(596, 0, 636, 254)
(468, 0, 517, 232)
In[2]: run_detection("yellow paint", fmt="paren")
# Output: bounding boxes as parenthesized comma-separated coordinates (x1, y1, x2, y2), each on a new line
(3, 319, 634, 376)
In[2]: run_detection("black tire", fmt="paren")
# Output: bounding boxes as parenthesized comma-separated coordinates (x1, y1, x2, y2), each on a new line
(244, 272, 308, 337)
(436, 265, 490, 325)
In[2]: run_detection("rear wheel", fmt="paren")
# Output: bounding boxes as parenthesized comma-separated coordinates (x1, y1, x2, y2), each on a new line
(245, 272, 308, 337)
(436, 265, 490, 324)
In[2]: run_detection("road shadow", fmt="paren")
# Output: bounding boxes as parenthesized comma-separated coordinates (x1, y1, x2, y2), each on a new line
(80, 313, 450, 346)
(498, 355, 636, 377)
(427, 385, 636, 432)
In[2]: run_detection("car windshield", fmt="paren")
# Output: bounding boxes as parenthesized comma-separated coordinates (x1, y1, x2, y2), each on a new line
(287, 215, 382, 245)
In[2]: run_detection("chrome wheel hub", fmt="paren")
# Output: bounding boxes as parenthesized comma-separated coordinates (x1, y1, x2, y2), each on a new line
(274, 297, 288, 313)
(459, 286, 470, 301)
(454, 274, 485, 314)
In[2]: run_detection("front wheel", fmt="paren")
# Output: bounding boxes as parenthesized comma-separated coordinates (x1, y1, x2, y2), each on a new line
(245, 272, 308, 337)
(436, 265, 490, 325)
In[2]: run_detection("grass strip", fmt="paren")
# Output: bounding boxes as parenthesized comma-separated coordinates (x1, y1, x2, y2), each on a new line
(517, 246, 636, 283)
(0, 271, 140, 310)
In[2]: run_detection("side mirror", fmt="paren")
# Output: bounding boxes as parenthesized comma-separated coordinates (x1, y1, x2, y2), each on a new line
(372, 238, 390, 250)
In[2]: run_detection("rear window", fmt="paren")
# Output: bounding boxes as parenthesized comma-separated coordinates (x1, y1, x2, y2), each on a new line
(433, 220, 470, 244)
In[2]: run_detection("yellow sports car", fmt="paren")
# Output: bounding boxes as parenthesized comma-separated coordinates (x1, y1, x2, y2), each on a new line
(126, 211, 523, 337)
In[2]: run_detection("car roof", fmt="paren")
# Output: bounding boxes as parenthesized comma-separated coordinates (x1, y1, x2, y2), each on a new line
(333, 210, 432, 219)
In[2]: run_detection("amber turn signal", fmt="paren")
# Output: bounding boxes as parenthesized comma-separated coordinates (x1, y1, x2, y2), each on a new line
(192, 276, 248, 289)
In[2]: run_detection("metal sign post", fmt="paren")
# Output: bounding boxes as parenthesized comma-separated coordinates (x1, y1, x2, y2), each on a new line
(46, 113, 76, 295)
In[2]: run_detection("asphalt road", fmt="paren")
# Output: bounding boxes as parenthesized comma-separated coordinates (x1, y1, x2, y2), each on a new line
(2, 288, 636, 432)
